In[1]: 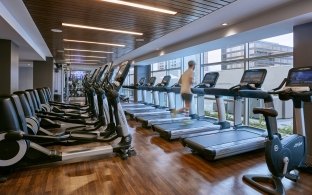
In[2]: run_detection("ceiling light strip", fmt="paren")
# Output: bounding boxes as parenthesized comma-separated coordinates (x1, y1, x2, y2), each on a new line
(63, 39, 125, 47)
(66, 59, 100, 62)
(101, 0, 177, 15)
(65, 54, 106, 59)
(62, 23, 143, 35)
(64, 48, 113, 53)
(68, 62, 99, 65)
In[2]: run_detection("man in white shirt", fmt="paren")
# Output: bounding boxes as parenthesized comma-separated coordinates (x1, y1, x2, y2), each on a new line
(174, 60, 195, 117)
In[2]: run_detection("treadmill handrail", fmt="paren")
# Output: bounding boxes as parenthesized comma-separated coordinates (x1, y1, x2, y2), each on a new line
(239, 89, 273, 103)
(204, 88, 239, 97)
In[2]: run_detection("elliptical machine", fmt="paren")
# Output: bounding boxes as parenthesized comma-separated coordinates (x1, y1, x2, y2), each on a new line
(0, 61, 135, 182)
(243, 67, 312, 195)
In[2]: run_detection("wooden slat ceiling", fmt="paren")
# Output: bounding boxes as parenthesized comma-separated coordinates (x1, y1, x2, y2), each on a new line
(23, 0, 237, 65)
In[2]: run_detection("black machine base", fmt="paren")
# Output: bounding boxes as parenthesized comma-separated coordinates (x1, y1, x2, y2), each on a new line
(243, 174, 285, 195)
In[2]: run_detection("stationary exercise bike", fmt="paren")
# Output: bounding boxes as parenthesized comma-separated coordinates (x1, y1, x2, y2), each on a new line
(243, 67, 312, 195)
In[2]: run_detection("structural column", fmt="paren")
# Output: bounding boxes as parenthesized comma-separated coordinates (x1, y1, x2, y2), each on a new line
(0, 39, 19, 95)
(133, 65, 150, 102)
(33, 57, 54, 92)
(293, 22, 312, 160)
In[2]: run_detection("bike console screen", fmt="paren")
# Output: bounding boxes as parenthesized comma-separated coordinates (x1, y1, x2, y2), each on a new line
(288, 68, 312, 86)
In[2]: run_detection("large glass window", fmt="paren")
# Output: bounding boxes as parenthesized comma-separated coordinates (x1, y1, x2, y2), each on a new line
(148, 33, 294, 136)
(247, 33, 293, 135)
(201, 34, 294, 135)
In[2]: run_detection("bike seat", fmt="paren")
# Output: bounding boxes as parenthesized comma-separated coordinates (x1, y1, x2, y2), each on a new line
(253, 107, 278, 117)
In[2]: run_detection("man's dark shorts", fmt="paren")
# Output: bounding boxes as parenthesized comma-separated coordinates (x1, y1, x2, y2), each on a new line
(181, 93, 193, 102)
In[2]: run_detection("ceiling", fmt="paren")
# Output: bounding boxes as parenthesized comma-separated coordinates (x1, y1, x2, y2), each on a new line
(23, 0, 237, 65)
(1, 0, 311, 68)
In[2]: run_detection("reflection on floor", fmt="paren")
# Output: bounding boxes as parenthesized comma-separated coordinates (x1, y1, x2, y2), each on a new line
(0, 119, 311, 194)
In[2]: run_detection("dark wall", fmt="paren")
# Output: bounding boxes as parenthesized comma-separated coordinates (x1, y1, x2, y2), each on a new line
(33, 57, 54, 92)
(294, 22, 312, 67)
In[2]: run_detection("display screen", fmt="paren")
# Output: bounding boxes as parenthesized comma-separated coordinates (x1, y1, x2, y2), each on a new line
(96, 66, 107, 82)
(115, 62, 128, 80)
(288, 69, 312, 85)
(149, 77, 156, 85)
(138, 77, 145, 85)
(241, 70, 266, 84)
(162, 76, 171, 84)
(203, 73, 219, 84)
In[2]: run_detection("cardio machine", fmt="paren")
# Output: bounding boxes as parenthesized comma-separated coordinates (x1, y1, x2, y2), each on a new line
(135, 76, 189, 128)
(243, 67, 312, 195)
(152, 72, 226, 140)
(182, 69, 271, 160)
(0, 61, 135, 182)
(121, 77, 146, 106)
(124, 76, 171, 118)
(122, 77, 157, 109)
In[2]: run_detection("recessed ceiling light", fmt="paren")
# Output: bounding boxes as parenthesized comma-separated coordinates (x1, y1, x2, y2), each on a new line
(64, 48, 113, 53)
(65, 54, 106, 59)
(51, 28, 62, 33)
(222, 23, 228, 26)
(62, 23, 143, 35)
(63, 39, 125, 47)
(101, 0, 177, 15)
(135, 38, 144, 42)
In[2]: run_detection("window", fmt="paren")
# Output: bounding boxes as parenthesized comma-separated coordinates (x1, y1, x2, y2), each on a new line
(247, 33, 294, 135)
(201, 34, 294, 135)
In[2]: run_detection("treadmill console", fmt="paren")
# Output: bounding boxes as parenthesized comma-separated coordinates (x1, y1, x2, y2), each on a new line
(161, 75, 171, 86)
(137, 77, 145, 86)
(240, 69, 267, 88)
(148, 77, 156, 86)
(202, 72, 219, 87)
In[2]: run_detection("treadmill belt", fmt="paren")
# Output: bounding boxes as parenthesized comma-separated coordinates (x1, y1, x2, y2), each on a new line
(186, 130, 261, 148)
(139, 113, 184, 120)
(154, 120, 212, 131)
(126, 108, 160, 114)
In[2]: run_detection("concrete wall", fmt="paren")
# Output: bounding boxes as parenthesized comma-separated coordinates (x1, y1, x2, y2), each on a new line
(19, 66, 33, 90)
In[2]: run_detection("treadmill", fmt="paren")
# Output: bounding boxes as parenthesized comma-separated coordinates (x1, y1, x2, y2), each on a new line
(124, 76, 171, 118)
(135, 78, 189, 127)
(182, 69, 272, 160)
(152, 72, 230, 140)
(121, 77, 146, 107)
(137, 73, 218, 128)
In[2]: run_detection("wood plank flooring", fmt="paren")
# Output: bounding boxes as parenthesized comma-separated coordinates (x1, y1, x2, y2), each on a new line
(0, 119, 312, 194)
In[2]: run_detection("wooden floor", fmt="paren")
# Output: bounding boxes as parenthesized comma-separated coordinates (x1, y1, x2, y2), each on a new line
(1, 119, 312, 194)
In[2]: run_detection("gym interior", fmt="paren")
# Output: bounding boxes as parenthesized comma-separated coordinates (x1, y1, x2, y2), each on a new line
(1, 0, 312, 194)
